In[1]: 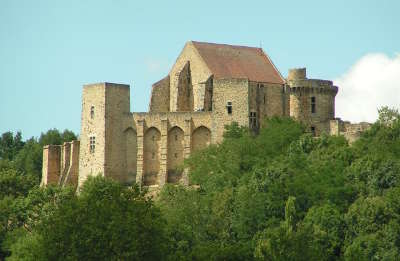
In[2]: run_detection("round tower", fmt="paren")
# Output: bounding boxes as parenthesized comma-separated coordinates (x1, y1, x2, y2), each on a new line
(287, 68, 338, 135)
(288, 68, 307, 81)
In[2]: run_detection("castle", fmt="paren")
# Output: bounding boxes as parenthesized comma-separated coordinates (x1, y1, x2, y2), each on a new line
(41, 41, 370, 189)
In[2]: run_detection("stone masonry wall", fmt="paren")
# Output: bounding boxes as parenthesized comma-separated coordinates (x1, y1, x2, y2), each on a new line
(149, 76, 170, 112)
(287, 69, 338, 135)
(104, 84, 131, 183)
(63, 140, 80, 187)
(212, 78, 249, 143)
(330, 119, 371, 143)
(78, 84, 107, 187)
(124, 128, 137, 184)
(78, 83, 130, 187)
(41, 141, 79, 188)
(176, 62, 194, 111)
(169, 42, 212, 112)
(248, 81, 285, 128)
(167, 126, 185, 183)
(41, 145, 61, 186)
(132, 111, 212, 186)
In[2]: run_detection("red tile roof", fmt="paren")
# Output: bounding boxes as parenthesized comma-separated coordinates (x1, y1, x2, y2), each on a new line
(192, 41, 285, 84)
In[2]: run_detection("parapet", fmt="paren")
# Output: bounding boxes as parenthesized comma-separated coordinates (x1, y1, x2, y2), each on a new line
(287, 67, 338, 95)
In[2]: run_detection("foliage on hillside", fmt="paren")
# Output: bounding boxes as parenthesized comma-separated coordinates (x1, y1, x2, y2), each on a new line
(1, 108, 400, 260)
(0, 129, 77, 259)
(158, 107, 400, 260)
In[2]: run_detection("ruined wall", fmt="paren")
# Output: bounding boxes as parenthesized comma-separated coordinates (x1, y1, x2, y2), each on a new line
(169, 42, 212, 111)
(63, 140, 80, 187)
(176, 62, 194, 111)
(149, 76, 170, 112)
(41, 145, 61, 186)
(203, 76, 213, 112)
(211, 78, 249, 143)
(41, 141, 80, 188)
(330, 119, 371, 143)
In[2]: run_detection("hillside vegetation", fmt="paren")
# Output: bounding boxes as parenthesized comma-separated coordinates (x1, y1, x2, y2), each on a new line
(1, 107, 400, 260)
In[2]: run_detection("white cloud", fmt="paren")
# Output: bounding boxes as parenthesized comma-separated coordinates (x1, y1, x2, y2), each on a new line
(334, 53, 400, 123)
(144, 58, 169, 73)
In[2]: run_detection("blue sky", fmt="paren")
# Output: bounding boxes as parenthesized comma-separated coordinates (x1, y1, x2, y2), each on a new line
(1, 0, 399, 139)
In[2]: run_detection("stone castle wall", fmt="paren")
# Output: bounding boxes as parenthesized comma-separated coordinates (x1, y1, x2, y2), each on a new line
(149, 76, 170, 112)
(41, 44, 369, 190)
(211, 78, 249, 142)
(41, 140, 79, 188)
(169, 42, 212, 112)
(330, 119, 371, 143)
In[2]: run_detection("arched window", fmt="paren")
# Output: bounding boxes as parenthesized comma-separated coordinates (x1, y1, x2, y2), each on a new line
(143, 127, 161, 185)
(167, 126, 184, 183)
(192, 126, 211, 152)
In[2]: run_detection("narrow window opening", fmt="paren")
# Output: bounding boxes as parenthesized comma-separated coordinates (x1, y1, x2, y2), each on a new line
(311, 97, 316, 114)
(226, 101, 232, 114)
(152, 152, 155, 159)
(152, 135, 155, 141)
(175, 135, 178, 141)
(174, 153, 178, 158)
(311, 126, 316, 137)
(90, 106, 95, 119)
(263, 94, 266, 104)
(89, 136, 95, 153)
(250, 112, 257, 129)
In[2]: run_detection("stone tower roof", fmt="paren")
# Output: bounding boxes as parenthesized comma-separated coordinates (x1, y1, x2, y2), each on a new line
(191, 41, 285, 84)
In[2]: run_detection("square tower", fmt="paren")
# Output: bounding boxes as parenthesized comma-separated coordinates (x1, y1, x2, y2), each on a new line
(78, 83, 130, 187)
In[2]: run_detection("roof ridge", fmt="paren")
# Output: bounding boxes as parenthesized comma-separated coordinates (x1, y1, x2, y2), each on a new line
(191, 40, 261, 50)
(187, 41, 285, 84)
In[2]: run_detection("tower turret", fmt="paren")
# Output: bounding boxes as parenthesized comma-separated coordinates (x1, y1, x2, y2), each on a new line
(287, 68, 338, 135)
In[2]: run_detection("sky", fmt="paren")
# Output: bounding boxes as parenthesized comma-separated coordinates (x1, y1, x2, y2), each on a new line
(0, 0, 399, 139)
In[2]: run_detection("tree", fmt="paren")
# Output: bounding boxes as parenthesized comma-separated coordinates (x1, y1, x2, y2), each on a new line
(0, 132, 24, 161)
(6, 176, 168, 260)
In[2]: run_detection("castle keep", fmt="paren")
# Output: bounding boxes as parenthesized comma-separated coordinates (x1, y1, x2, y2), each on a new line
(41, 41, 369, 189)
